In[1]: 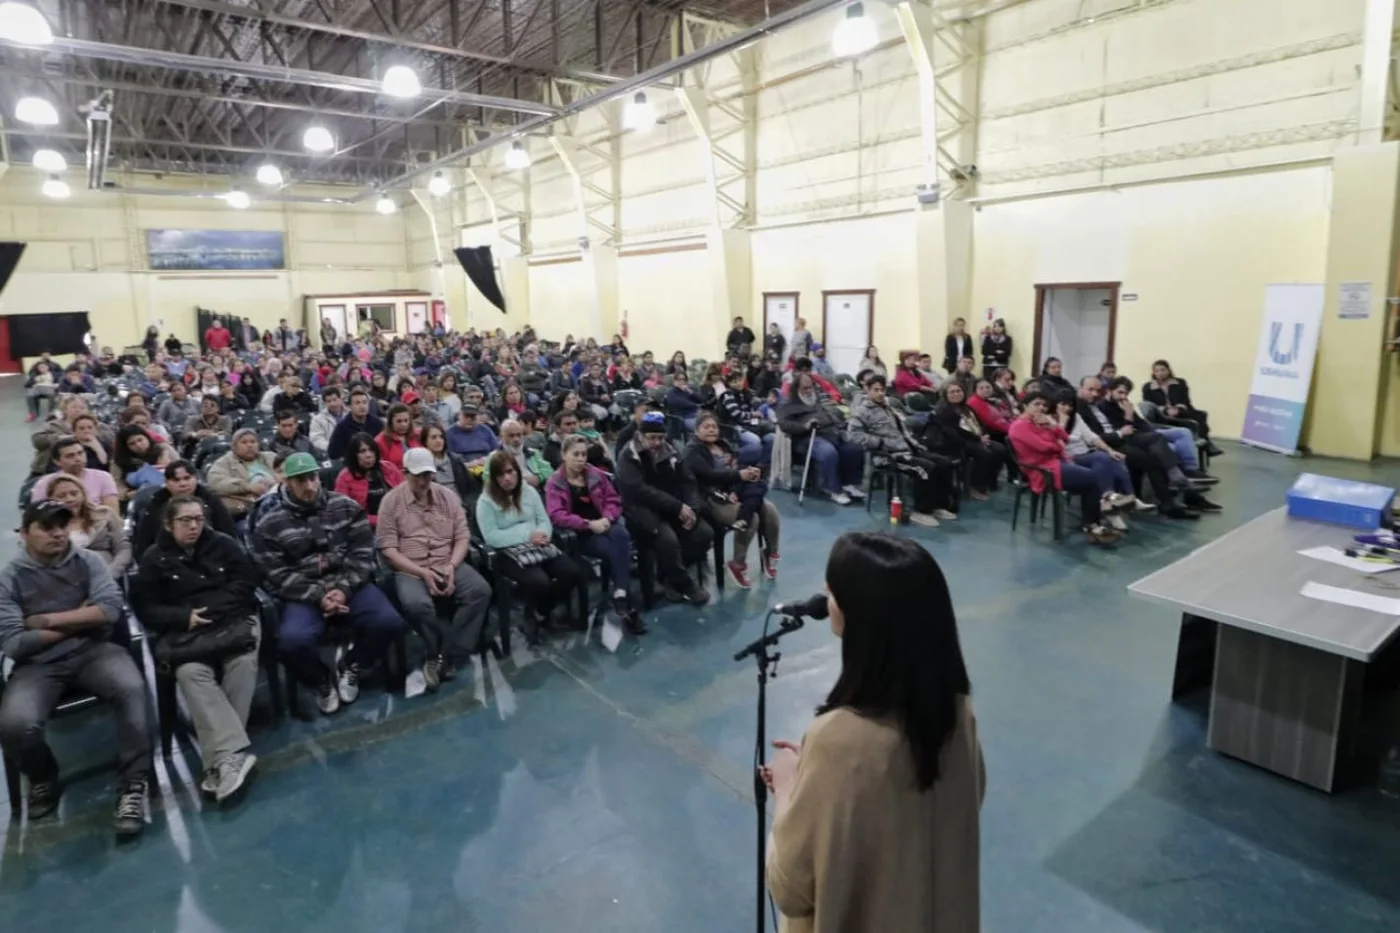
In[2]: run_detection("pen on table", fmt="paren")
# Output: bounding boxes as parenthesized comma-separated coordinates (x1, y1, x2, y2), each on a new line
(1344, 548, 1399, 563)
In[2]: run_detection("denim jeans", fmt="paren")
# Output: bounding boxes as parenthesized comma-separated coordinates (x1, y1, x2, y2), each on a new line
(739, 430, 776, 463)
(1157, 426, 1198, 472)
(578, 520, 634, 593)
(279, 583, 407, 686)
(1073, 451, 1133, 496)
(807, 437, 865, 493)
(0, 641, 152, 784)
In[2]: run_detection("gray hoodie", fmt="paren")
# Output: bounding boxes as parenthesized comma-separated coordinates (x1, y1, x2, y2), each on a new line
(0, 544, 124, 663)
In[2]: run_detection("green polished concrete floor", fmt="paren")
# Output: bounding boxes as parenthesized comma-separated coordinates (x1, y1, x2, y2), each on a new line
(2, 391, 1400, 932)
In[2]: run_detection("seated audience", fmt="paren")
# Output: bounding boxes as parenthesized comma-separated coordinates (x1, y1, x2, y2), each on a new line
(1038, 357, 1073, 393)
(665, 371, 704, 430)
(156, 381, 200, 437)
(717, 368, 776, 460)
(335, 433, 403, 527)
(683, 412, 781, 588)
(846, 374, 958, 527)
(131, 460, 239, 557)
(544, 435, 645, 634)
(418, 422, 478, 503)
(495, 418, 552, 487)
(1144, 359, 1223, 457)
(950, 355, 978, 398)
(615, 412, 713, 606)
(71, 412, 114, 472)
(129, 496, 261, 804)
(207, 428, 277, 518)
(1098, 377, 1220, 511)
(24, 359, 57, 422)
(1054, 391, 1141, 531)
(309, 386, 345, 455)
(46, 474, 131, 577)
(378, 448, 494, 689)
(476, 450, 586, 646)
(858, 345, 887, 380)
(113, 424, 177, 499)
(893, 350, 939, 397)
(251, 452, 406, 715)
(375, 402, 420, 470)
(928, 383, 1005, 501)
(1007, 393, 1122, 546)
(446, 404, 498, 465)
(495, 383, 530, 424)
(777, 373, 866, 505)
(184, 395, 232, 450)
(326, 386, 384, 460)
(31, 435, 121, 511)
(267, 410, 314, 458)
(0, 500, 149, 837)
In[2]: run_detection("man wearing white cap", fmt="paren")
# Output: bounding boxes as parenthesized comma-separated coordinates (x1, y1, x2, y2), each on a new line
(376, 447, 494, 690)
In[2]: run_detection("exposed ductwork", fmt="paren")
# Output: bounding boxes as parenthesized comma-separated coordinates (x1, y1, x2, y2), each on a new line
(83, 90, 112, 191)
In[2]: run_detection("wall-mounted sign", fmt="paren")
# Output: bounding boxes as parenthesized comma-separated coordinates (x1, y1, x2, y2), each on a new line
(1338, 281, 1372, 320)
(1121, 293, 1139, 302)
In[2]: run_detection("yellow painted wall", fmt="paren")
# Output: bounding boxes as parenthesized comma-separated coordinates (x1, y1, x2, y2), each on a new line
(971, 166, 1333, 437)
(0, 170, 414, 354)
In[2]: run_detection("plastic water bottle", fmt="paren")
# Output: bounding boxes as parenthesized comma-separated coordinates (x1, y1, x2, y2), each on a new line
(890, 495, 903, 526)
(1381, 744, 1400, 799)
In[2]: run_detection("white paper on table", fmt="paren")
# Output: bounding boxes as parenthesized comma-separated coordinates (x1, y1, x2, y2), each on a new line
(1300, 581, 1400, 615)
(1298, 546, 1400, 574)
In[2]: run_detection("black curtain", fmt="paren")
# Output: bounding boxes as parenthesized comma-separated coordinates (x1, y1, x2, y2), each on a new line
(196, 307, 219, 351)
(0, 242, 25, 298)
(454, 246, 506, 313)
(7, 311, 92, 357)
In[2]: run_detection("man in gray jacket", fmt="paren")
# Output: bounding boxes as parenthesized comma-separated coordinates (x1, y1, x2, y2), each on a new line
(0, 500, 150, 837)
(846, 374, 958, 527)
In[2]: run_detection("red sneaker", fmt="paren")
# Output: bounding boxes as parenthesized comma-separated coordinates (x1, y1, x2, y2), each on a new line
(760, 552, 779, 581)
(726, 560, 752, 589)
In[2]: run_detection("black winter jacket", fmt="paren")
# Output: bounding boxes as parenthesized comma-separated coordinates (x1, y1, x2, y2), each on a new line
(614, 436, 700, 520)
(130, 527, 260, 634)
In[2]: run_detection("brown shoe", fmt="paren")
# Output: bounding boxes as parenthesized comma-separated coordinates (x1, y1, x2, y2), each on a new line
(1086, 525, 1121, 546)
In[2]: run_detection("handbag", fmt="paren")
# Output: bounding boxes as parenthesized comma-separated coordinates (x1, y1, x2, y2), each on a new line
(153, 616, 258, 670)
(502, 542, 561, 567)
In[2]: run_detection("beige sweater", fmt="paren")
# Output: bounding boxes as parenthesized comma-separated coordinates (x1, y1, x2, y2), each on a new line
(767, 701, 985, 933)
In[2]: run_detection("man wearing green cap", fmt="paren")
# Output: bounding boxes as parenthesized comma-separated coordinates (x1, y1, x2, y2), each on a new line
(252, 451, 406, 715)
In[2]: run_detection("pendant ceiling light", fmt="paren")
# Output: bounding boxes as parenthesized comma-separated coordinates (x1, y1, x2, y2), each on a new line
(623, 91, 656, 132)
(382, 65, 422, 99)
(427, 171, 451, 197)
(41, 175, 70, 199)
(831, 2, 877, 58)
(223, 187, 251, 209)
(504, 140, 531, 171)
(303, 125, 334, 152)
(0, 2, 54, 46)
(31, 148, 66, 173)
(255, 163, 284, 186)
(376, 194, 397, 214)
(15, 95, 59, 126)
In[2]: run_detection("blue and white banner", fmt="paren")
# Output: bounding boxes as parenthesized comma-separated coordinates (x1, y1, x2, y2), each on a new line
(1240, 283, 1324, 454)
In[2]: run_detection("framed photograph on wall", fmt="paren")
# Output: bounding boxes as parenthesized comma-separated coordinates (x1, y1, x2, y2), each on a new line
(145, 229, 286, 271)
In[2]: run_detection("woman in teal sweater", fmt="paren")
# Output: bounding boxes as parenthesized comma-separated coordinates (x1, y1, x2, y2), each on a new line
(476, 450, 586, 645)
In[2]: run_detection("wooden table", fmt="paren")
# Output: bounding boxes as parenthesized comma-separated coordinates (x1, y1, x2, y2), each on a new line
(1129, 507, 1400, 792)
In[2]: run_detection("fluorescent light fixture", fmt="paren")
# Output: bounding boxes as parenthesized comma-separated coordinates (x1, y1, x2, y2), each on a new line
(222, 188, 251, 209)
(376, 194, 397, 214)
(255, 163, 284, 186)
(504, 140, 531, 171)
(831, 2, 877, 58)
(427, 171, 451, 197)
(31, 148, 66, 172)
(623, 91, 656, 132)
(15, 95, 59, 126)
(0, 2, 54, 46)
(382, 65, 422, 99)
(303, 125, 334, 152)
(40, 175, 69, 199)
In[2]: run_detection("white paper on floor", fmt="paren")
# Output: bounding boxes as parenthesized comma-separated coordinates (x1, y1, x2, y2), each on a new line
(403, 669, 426, 699)
(601, 616, 623, 653)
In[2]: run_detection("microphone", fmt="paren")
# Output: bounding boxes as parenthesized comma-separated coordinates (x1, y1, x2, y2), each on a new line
(775, 593, 829, 620)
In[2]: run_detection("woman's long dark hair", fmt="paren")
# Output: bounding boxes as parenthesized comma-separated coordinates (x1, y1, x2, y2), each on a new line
(1054, 388, 1079, 430)
(819, 532, 970, 791)
(114, 425, 160, 473)
(485, 450, 523, 512)
(1039, 356, 1062, 377)
(344, 433, 380, 478)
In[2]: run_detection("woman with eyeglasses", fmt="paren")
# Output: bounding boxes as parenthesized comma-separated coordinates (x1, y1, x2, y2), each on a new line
(130, 495, 262, 805)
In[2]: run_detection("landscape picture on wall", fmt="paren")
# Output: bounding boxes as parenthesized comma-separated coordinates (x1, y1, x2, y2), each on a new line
(145, 229, 286, 271)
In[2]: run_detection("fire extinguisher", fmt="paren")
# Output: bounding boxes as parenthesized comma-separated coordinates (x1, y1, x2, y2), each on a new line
(890, 495, 903, 526)
(620, 308, 629, 340)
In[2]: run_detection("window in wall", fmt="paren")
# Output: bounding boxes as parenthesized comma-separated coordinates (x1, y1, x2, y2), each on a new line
(357, 303, 396, 334)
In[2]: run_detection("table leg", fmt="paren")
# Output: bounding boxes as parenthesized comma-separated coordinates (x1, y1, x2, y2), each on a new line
(1207, 625, 1362, 792)
(1172, 613, 1217, 700)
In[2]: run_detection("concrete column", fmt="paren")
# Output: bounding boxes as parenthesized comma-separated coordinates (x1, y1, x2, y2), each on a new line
(1306, 142, 1400, 458)
(913, 199, 974, 350)
(498, 254, 531, 334)
(583, 243, 619, 340)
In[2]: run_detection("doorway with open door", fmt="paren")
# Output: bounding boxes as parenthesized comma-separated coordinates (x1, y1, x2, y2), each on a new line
(1033, 282, 1120, 385)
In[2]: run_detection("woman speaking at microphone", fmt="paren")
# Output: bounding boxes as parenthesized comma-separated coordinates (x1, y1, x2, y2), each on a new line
(764, 531, 985, 932)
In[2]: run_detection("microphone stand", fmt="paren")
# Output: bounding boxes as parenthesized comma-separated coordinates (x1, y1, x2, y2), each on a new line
(733, 610, 805, 933)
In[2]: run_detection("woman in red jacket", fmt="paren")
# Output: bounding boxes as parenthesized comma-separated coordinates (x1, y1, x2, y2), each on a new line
(1006, 392, 1120, 547)
(335, 433, 402, 526)
(374, 402, 420, 470)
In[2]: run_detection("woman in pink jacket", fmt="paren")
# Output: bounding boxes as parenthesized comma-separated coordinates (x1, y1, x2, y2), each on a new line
(544, 436, 646, 635)
(1006, 392, 1120, 546)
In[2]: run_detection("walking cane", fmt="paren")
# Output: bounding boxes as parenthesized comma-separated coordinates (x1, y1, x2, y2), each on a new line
(798, 427, 817, 506)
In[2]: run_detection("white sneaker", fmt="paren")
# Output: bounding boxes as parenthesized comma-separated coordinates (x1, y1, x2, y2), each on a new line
(215, 752, 257, 804)
(909, 512, 941, 527)
(1132, 498, 1157, 513)
(830, 491, 852, 505)
(337, 662, 361, 705)
(316, 677, 341, 715)
(1105, 513, 1128, 532)
(1108, 493, 1137, 510)
(843, 484, 867, 499)
(931, 509, 958, 521)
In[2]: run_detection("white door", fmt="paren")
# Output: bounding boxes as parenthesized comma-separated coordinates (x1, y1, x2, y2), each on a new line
(763, 293, 797, 363)
(406, 301, 428, 335)
(1041, 288, 1111, 383)
(318, 304, 349, 345)
(823, 291, 872, 378)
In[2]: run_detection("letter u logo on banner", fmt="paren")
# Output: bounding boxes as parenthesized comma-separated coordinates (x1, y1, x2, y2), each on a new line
(1268, 321, 1303, 365)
